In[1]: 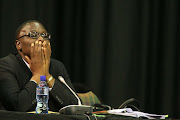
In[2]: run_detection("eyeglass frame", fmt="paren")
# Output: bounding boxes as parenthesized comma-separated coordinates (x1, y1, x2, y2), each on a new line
(16, 31, 51, 40)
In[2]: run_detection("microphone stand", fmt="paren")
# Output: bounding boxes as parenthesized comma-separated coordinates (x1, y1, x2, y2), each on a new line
(58, 76, 93, 115)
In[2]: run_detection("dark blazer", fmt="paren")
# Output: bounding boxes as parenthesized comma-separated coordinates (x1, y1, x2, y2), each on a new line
(0, 53, 78, 112)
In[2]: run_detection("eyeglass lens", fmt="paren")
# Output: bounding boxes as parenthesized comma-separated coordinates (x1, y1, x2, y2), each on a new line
(29, 32, 51, 40)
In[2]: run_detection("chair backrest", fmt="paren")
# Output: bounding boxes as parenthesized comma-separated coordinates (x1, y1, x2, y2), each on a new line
(77, 91, 101, 106)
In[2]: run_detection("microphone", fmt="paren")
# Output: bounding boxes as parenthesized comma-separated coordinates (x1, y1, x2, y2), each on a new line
(58, 76, 82, 105)
(58, 76, 93, 115)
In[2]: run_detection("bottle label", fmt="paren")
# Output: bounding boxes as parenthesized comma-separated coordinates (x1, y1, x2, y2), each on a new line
(36, 88, 49, 95)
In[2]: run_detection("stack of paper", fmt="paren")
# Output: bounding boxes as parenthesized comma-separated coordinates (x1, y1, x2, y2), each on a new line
(107, 108, 168, 119)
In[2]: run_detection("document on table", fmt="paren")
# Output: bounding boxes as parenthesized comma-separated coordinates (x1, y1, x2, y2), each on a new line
(107, 108, 168, 119)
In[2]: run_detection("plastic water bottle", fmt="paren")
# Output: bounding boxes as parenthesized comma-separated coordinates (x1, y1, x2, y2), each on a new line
(36, 75, 49, 114)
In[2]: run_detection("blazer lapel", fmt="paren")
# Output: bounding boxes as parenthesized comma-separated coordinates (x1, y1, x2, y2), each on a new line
(16, 54, 32, 87)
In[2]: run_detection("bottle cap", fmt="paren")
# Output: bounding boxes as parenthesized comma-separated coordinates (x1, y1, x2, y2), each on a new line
(40, 75, 46, 81)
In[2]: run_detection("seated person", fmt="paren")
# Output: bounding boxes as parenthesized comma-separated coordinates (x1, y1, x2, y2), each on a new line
(0, 20, 78, 112)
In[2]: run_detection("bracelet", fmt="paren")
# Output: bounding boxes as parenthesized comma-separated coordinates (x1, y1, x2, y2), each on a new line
(47, 76, 53, 84)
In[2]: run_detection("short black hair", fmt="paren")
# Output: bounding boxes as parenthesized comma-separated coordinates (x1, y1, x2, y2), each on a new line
(15, 20, 43, 40)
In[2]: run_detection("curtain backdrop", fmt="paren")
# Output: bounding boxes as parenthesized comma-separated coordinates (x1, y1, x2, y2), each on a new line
(0, 0, 180, 118)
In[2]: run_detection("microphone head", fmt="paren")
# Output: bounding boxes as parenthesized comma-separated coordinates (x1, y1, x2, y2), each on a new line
(58, 76, 65, 83)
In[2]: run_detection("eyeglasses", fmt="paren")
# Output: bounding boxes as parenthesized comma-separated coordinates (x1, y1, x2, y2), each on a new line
(16, 31, 51, 40)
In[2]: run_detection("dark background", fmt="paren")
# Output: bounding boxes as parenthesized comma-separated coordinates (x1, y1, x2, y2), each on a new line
(0, 0, 180, 118)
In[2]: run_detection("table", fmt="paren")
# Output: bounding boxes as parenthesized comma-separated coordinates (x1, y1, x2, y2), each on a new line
(0, 110, 172, 120)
